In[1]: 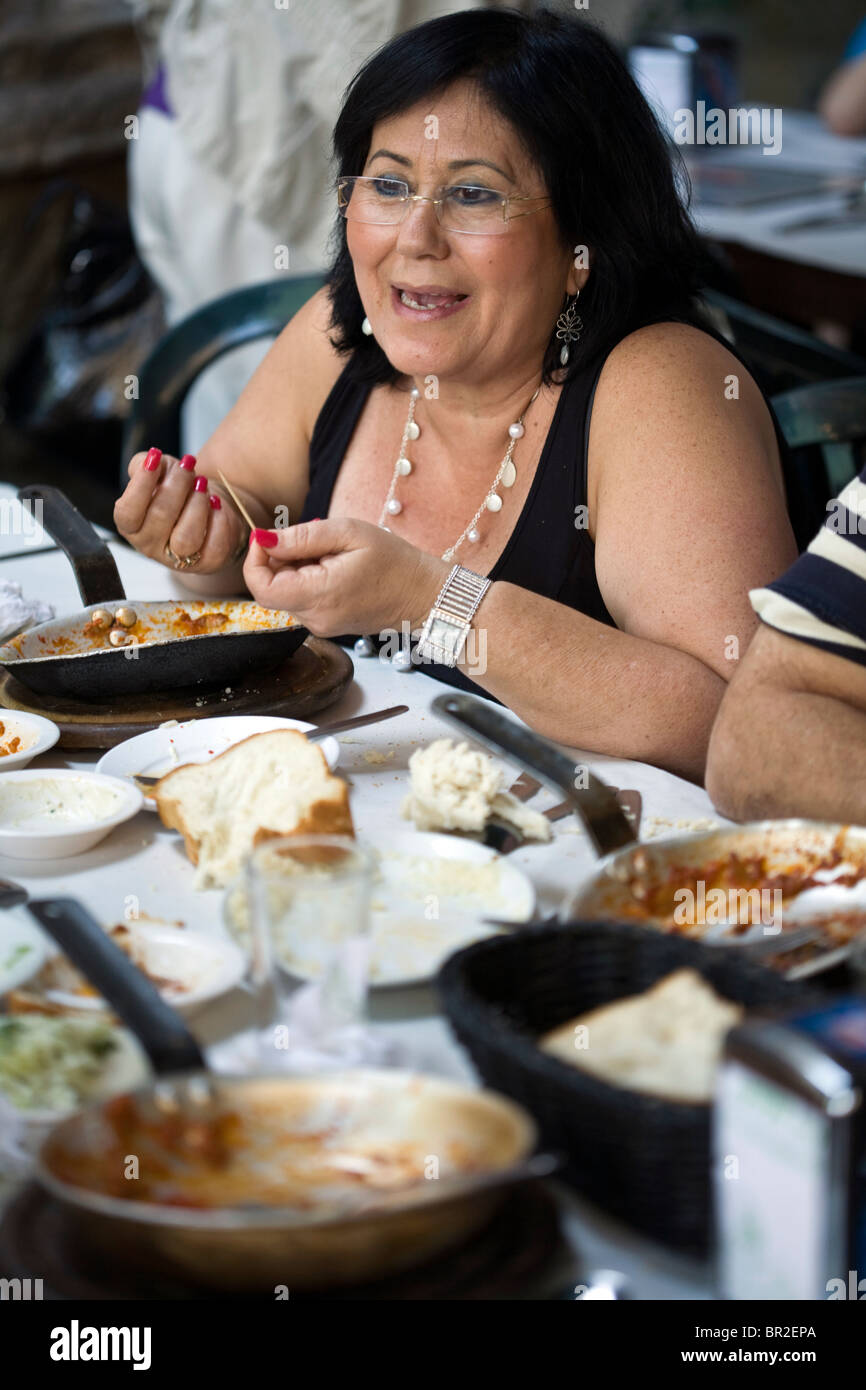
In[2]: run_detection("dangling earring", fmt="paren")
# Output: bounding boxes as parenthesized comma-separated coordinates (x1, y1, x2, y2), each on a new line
(361, 316, 373, 336)
(555, 292, 583, 366)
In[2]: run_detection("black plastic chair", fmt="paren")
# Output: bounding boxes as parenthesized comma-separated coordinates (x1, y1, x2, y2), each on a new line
(120, 274, 326, 477)
(700, 289, 866, 395)
(771, 376, 866, 550)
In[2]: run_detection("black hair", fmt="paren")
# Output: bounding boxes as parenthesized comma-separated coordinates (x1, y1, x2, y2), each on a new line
(327, 6, 713, 386)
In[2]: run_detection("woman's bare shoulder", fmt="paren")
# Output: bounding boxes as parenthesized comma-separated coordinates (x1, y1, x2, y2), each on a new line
(587, 318, 781, 496)
(594, 319, 772, 431)
(269, 284, 349, 438)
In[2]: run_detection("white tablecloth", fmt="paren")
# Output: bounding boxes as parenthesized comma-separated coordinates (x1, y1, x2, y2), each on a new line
(0, 537, 722, 1298)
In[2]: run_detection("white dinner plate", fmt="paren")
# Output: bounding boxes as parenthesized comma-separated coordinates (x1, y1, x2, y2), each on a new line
(97, 715, 340, 811)
(224, 829, 535, 990)
(39, 920, 247, 1016)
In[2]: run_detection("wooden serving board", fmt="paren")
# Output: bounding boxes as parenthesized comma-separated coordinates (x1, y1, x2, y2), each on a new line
(0, 637, 354, 748)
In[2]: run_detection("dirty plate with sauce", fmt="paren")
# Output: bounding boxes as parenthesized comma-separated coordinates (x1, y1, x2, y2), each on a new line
(0, 711, 60, 770)
(14, 920, 247, 1016)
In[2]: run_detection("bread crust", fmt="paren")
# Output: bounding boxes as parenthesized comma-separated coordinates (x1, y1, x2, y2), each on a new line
(153, 729, 354, 870)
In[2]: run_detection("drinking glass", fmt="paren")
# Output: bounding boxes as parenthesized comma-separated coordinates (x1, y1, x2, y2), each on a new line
(243, 835, 374, 1068)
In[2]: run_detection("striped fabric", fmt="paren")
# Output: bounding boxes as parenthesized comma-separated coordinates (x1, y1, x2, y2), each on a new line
(750, 466, 866, 667)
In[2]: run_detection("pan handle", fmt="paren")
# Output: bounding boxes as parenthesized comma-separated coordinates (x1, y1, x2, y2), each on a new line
(431, 692, 637, 857)
(18, 485, 126, 607)
(27, 898, 205, 1077)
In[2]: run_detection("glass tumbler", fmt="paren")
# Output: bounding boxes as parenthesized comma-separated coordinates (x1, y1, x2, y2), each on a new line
(244, 835, 374, 1065)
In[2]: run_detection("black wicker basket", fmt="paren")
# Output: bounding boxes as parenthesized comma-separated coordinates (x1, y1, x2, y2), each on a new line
(437, 922, 823, 1254)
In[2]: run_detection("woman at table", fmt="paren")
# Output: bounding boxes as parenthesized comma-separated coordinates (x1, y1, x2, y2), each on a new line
(114, 8, 796, 782)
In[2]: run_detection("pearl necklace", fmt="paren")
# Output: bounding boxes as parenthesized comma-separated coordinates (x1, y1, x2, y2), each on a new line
(355, 380, 540, 668)
(377, 383, 540, 562)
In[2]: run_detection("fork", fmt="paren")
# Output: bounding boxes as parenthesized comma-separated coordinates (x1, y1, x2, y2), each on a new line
(484, 786, 642, 854)
(483, 799, 576, 855)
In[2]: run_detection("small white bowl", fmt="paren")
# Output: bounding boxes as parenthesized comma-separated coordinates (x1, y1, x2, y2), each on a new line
(0, 770, 143, 859)
(0, 712, 60, 771)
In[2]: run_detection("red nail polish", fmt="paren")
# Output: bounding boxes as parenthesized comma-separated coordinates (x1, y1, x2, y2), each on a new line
(209, 494, 221, 510)
(179, 454, 196, 471)
(251, 528, 279, 548)
(194, 477, 208, 493)
(144, 448, 162, 471)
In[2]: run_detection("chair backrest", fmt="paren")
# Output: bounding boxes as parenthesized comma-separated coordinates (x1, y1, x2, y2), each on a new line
(771, 376, 866, 550)
(699, 289, 866, 394)
(121, 274, 326, 475)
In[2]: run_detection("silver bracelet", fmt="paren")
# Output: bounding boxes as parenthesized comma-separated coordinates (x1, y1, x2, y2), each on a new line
(415, 565, 491, 667)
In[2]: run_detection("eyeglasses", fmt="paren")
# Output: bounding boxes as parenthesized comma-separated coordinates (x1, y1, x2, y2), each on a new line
(336, 175, 551, 236)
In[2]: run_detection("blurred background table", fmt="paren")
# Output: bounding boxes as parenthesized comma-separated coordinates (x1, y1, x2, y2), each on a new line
(692, 110, 866, 339)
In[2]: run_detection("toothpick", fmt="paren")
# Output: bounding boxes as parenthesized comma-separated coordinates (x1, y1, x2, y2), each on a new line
(217, 468, 257, 531)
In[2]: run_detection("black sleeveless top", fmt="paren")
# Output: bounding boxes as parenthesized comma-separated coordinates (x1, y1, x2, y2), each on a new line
(301, 319, 790, 698)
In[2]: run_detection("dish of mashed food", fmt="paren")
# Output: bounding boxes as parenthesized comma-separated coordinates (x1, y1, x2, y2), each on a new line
(0, 1015, 137, 1112)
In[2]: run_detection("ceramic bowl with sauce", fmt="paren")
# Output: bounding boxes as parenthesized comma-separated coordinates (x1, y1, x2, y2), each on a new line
(0, 711, 60, 771)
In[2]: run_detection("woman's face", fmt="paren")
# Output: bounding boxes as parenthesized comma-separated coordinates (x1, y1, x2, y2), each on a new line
(347, 81, 585, 388)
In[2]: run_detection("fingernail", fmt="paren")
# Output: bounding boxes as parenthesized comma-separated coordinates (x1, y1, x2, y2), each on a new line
(194, 477, 208, 493)
(209, 494, 221, 511)
(144, 448, 162, 471)
(179, 454, 196, 471)
(251, 528, 279, 548)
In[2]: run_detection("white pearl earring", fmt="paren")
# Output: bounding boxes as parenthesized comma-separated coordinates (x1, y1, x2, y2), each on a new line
(361, 316, 373, 336)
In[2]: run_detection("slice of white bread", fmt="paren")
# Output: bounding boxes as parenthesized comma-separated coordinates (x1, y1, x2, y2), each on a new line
(539, 968, 742, 1104)
(402, 738, 551, 841)
(154, 729, 353, 888)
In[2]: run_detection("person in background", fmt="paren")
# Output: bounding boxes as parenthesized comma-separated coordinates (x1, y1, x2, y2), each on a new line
(124, 0, 533, 455)
(818, 15, 866, 136)
(706, 464, 866, 825)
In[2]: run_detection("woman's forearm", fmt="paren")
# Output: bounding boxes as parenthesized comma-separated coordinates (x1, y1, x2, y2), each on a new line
(453, 580, 726, 781)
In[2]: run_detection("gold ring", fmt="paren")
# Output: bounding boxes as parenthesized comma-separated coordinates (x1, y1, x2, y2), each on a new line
(165, 544, 202, 570)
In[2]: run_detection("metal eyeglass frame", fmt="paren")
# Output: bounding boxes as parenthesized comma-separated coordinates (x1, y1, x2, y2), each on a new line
(336, 175, 552, 235)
